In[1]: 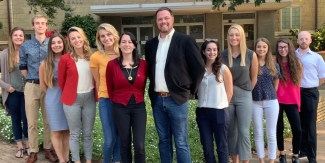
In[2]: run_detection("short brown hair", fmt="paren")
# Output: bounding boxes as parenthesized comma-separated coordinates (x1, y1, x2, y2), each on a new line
(155, 7, 173, 19)
(31, 15, 48, 25)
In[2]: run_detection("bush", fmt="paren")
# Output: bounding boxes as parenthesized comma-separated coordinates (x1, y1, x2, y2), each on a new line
(0, 84, 293, 162)
(290, 24, 325, 51)
(60, 13, 99, 48)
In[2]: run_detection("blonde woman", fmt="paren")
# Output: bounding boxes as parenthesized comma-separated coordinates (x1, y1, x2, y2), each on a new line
(58, 27, 97, 163)
(90, 23, 121, 163)
(0, 27, 29, 158)
(221, 24, 258, 163)
(39, 34, 70, 163)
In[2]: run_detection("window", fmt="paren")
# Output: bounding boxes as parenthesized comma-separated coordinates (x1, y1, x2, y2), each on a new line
(174, 14, 205, 47)
(281, 7, 300, 30)
(25, 31, 35, 40)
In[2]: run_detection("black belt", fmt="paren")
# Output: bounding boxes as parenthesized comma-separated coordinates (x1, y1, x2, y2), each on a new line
(26, 79, 40, 84)
(300, 87, 317, 90)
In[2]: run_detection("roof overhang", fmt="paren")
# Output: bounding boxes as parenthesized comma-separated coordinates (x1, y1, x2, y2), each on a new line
(91, 0, 293, 16)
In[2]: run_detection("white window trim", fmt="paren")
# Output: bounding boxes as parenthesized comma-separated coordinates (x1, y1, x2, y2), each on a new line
(280, 5, 301, 31)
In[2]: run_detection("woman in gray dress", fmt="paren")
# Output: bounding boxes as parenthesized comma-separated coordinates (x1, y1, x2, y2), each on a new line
(39, 33, 70, 163)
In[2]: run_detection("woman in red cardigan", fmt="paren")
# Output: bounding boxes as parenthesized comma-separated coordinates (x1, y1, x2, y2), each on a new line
(106, 32, 148, 163)
(58, 26, 97, 163)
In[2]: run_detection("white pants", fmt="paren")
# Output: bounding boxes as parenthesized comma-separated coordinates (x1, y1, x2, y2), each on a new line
(252, 100, 279, 159)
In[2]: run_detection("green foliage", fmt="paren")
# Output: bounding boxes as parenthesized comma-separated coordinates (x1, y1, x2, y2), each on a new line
(26, 0, 73, 25)
(0, 82, 293, 161)
(0, 21, 2, 30)
(212, 0, 282, 11)
(289, 24, 325, 51)
(60, 13, 99, 48)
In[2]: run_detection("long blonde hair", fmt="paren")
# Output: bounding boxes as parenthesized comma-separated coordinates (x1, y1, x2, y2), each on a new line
(44, 34, 68, 88)
(227, 24, 247, 67)
(67, 26, 92, 61)
(8, 27, 25, 72)
(255, 38, 277, 76)
(96, 23, 120, 55)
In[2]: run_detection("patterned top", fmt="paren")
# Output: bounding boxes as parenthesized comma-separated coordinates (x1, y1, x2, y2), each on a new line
(252, 63, 281, 101)
(19, 37, 49, 80)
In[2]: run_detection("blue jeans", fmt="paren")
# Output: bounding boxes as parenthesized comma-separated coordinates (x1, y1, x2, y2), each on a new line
(6, 91, 28, 142)
(99, 98, 121, 163)
(152, 95, 191, 163)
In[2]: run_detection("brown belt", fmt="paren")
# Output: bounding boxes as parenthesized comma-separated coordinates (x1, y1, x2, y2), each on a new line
(155, 92, 171, 97)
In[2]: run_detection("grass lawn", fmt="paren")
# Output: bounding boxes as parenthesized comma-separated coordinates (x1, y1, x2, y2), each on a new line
(0, 83, 292, 162)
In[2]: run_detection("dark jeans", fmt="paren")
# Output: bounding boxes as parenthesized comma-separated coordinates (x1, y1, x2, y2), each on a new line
(276, 103, 302, 154)
(112, 101, 147, 163)
(152, 95, 191, 163)
(196, 107, 229, 163)
(6, 91, 28, 142)
(300, 88, 319, 162)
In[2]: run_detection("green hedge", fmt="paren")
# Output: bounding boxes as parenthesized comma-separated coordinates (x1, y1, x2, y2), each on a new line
(0, 88, 292, 162)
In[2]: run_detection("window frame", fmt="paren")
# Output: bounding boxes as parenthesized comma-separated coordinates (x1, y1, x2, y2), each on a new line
(280, 6, 301, 31)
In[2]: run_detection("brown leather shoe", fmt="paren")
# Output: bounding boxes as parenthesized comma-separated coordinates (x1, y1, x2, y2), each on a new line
(26, 152, 37, 163)
(44, 149, 58, 163)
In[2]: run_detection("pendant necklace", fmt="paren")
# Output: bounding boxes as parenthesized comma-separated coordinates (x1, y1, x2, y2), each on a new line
(125, 67, 133, 80)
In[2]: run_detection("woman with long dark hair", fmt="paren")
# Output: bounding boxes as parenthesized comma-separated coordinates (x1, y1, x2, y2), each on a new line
(196, 39, 233, 163)
(0, 27, 29, 158)
(275, 38, 302, 163)
(106, 32, 148, 163)
(39, 33, 70, 163)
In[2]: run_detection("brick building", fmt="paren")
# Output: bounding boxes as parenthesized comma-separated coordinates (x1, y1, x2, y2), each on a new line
(0, 0, 324, 53)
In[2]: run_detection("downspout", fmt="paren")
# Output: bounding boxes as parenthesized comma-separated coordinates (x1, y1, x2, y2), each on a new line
(6, 0, 12, 33)
(315, 0, 318, 30)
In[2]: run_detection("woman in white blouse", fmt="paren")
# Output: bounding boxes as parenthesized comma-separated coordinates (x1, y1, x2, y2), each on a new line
(196, 39, 233, 163)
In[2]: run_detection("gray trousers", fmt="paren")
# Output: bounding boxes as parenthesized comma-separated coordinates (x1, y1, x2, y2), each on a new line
(63, 90, 96, 161)
(227, 86, 252, 161)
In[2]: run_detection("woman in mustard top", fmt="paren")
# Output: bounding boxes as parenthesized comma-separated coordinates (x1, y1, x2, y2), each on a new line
(89, 23, 121, 163)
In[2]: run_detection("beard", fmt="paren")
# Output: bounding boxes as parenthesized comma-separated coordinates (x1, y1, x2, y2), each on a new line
(299, 43, 309, 50)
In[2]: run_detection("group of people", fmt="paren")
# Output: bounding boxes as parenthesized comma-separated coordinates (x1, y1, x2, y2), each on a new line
(0, 6, 324, 163)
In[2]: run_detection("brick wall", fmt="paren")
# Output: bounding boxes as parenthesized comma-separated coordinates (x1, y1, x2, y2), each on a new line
(317, 91, 325, 122)
(274, 0, 317, 32)
(0, 0, 9, 41)
(318, 0, 325, 29)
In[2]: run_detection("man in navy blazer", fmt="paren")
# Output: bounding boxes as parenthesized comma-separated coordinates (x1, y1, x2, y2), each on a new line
(145, 7, 205, 163)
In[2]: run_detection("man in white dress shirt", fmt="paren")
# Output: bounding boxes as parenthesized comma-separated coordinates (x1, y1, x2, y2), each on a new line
(296, 31, 325, 163)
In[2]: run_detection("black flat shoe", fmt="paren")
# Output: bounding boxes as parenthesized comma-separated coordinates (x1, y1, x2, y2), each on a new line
(279, 154, 287, 163)
(292, 156, 300, 163)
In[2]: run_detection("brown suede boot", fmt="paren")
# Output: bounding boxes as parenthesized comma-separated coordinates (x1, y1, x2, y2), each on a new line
(26, 152, 37, 163)
(44, 149, 58, 163)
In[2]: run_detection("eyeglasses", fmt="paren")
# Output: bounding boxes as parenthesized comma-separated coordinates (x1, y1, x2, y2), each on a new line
(205, 38, 218, 42)
(278, 46, 288, 50)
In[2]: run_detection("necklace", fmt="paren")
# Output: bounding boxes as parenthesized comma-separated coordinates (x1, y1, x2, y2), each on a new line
(125, 67, 133, 80)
